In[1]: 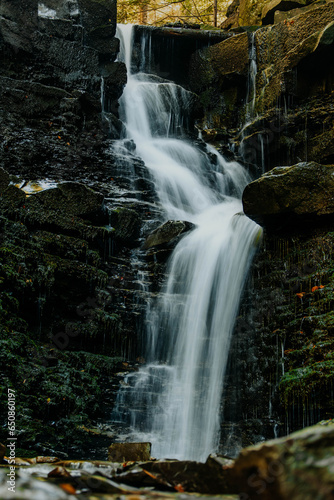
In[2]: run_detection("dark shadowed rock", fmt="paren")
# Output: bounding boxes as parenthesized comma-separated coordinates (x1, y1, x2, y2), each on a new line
(108, 442, 151, 462)
(242, 162, 334, 222)
(0, 0, 37, 53)
(76, 0, 116, 37)
(112, 207, 141, 243)
(25, 182, 104, 218)
(0, 168, 10, 192)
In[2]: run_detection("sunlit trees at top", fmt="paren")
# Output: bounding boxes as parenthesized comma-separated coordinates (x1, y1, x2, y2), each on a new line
(117, 0, 231, 27)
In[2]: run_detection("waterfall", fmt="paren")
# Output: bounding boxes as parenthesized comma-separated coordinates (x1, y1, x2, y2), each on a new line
(246, 32, 258, 121)
(111, 24, 262, 462)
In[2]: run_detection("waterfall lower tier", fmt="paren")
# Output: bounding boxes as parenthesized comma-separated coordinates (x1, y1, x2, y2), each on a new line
(111, 24, 262, 461)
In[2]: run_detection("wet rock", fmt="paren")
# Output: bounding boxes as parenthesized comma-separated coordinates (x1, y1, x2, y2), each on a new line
(0, 77, 71, 119)
(190, 32, 249, 88)
(117, 456, 235, 494)
(189, 33, 249, 129)
(103, 62, 128, 109)
(144, 220, 194, 249)
(76, 0, 116, 37)
(112, 208, 141, 243)
(231, 421, 334, 500)
(0, 0, 38, 53)
(2, 185, 26, 205)
(242, 162, 334, 225)
(25, 182, 104, 219)
(108, 442, 151, 462)
(0, 168, 10, 192)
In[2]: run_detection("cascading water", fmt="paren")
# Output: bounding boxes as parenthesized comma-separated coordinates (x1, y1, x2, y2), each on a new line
(111, 24, 262, 461)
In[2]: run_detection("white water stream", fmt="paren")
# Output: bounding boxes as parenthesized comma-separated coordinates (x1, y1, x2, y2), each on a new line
(111, 24, 262, 461)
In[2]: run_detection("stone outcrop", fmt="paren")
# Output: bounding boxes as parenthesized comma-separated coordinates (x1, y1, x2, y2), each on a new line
(144, 220, 194, 249)
(242, 162, 334, 225)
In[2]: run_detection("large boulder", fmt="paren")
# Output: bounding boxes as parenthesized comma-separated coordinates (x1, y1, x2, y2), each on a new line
(232, 421, 334, 500)
(242, 162, 334, 224)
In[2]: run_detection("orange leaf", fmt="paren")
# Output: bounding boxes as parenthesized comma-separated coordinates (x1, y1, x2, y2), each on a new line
(175, 484, 185, 492)
(57, 135, 61, 139)
(311, 286, 319, 292)
(60, 483, 76, 494)
(320, 285, 325, 289)
(296, 292, 305, 298)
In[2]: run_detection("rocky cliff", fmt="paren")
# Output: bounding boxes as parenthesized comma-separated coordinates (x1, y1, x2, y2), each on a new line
(188, 0, 334, 446)
(0, 0, 161, 457)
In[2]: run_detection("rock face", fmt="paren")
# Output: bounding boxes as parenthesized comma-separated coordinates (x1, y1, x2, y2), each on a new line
(189, 32, 249, 129)
(187, 0, 334, 454)
(222, 0, 326, 27)
(0, 0, 155, 460)
(132, 25, 232, 85)
(25, 182, 105, 218)
(189, 2, 334, 169)
(242, 162, 334, 223)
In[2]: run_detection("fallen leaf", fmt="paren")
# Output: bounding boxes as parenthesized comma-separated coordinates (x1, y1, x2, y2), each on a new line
(59, 483, 76, 494)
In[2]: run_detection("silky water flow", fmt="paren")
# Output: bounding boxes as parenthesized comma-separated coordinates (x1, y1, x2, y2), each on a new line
(111, 24, 262, 462)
